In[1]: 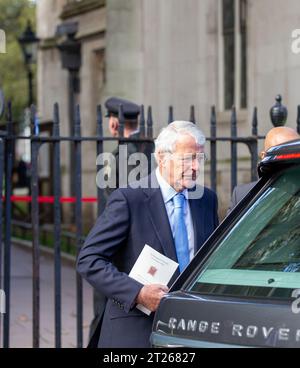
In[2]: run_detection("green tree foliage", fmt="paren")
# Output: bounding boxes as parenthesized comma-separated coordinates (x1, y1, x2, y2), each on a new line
(0, 0, 36, 124)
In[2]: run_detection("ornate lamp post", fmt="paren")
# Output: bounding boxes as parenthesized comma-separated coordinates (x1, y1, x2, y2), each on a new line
(18, 21, 39, 107)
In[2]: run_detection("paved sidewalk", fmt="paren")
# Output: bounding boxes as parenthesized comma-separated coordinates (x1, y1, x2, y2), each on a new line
(2, 243, 93, 348)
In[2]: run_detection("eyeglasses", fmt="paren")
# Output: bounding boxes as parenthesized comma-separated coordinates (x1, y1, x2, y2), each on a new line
(171, 152, 208, 164)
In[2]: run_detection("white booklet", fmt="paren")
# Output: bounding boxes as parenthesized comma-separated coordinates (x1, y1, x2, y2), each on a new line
(129, 244, 179, 315)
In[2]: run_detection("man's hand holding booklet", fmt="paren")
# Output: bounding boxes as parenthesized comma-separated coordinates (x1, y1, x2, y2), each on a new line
(129, 244, 179, 315)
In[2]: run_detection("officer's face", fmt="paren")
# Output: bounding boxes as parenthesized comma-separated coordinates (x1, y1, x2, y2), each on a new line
(160, 134, 204, 191)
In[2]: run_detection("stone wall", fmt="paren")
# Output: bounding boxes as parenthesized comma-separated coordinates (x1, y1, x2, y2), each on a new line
(36, 0, 300, 223)
(37, 0, 107, 226)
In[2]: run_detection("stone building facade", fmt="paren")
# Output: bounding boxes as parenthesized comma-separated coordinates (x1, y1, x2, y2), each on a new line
(37, 0, 106, 225)
(36, 0, 300, 222)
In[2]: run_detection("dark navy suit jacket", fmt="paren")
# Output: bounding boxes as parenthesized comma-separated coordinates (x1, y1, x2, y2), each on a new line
(227, 181, 258, 215)
(77, 173, 219, 348)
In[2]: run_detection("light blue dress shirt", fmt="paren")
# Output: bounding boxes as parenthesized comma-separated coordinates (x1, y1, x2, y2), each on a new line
(155, 168, 195, 261)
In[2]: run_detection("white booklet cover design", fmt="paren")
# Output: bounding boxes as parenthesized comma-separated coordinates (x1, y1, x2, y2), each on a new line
(129, 244, 179, 315)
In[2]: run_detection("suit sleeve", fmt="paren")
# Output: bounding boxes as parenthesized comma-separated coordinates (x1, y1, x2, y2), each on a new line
(76, 189, 143, 313)
(213, 191, 219, 228)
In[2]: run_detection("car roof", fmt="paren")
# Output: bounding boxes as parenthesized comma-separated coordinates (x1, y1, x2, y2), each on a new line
(258, 139, 300, 176)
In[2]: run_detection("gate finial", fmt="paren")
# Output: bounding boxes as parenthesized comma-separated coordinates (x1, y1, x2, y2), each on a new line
(270, 95, 287, 127)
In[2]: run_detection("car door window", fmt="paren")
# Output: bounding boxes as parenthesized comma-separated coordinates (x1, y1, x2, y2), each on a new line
(189, 166, 300, 300)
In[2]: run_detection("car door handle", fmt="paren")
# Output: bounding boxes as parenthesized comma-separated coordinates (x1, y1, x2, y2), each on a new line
(165, 344, 185, 348)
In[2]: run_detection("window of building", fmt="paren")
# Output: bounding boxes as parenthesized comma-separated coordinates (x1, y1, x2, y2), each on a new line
(219, 0, 247, 111)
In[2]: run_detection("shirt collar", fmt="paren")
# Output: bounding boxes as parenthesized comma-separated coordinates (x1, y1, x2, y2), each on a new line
(155, 167, 189, 204)
(128, 129, 140, 137)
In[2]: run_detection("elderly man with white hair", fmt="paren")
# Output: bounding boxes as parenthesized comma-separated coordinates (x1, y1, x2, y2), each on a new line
(77, 121, 219, 348)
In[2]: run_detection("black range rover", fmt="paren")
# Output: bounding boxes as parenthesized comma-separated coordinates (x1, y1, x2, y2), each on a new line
(151, 139, 300, 348)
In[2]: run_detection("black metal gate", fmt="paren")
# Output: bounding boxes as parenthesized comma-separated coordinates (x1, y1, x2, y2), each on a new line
(0, 97, 299, 348)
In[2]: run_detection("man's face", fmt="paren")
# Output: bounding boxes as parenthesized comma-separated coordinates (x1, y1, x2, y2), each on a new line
(159, 134, 205, 191)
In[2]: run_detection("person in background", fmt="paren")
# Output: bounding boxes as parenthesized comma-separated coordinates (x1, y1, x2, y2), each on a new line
(228, 126, 300, 213)
(88, 97, 154, 345)
(103, 97, 154, 199)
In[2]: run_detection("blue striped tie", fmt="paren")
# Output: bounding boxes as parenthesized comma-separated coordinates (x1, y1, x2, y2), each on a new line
(173, 193, 190, 272)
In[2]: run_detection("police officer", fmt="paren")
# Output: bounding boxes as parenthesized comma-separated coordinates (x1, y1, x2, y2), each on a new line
(103, 97, 154, 198)
(88, 97, 154, 346)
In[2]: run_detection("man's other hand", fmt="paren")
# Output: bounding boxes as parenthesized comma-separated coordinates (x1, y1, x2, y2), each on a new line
(136, 284, 169, 312)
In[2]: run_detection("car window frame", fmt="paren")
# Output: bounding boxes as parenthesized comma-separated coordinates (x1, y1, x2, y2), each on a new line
(170, 164, 300, 294)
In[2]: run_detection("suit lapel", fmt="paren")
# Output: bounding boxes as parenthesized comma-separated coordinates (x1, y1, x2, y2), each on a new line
(144, 174, 178, 262)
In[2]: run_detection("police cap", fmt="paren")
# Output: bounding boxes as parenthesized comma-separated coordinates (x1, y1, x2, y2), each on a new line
(105, 97, 140, 120)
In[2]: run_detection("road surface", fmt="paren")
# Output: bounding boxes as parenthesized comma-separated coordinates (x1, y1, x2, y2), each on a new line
(1, 243, 93, 348)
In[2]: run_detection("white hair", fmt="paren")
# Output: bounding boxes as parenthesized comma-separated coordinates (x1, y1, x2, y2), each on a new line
(154, 121, 206, 161)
